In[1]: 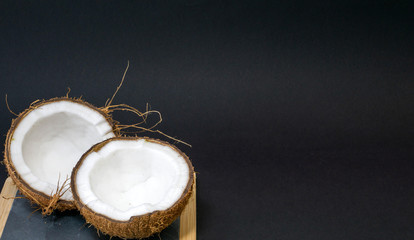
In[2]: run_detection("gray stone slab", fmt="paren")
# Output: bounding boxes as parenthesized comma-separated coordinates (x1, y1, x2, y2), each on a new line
(1, 193, 179, 240)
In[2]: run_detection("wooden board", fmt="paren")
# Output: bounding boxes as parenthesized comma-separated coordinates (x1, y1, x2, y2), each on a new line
(0, 178, 18, 237)
(0, 176, 196, 240)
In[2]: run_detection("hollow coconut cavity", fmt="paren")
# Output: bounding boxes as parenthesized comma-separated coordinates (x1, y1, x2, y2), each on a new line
(4, 98, 117, 212)
(71, 137, 194, 239)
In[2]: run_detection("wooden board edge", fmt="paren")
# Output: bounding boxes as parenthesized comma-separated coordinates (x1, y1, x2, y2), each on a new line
(179, 173, 197, 240)
(0, 177, 18, 238)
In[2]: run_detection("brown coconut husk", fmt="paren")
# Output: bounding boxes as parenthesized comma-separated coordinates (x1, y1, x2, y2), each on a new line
(3, 97, 120, 213)
(99, 61, 191, 147)
(70, 137, 195, 239)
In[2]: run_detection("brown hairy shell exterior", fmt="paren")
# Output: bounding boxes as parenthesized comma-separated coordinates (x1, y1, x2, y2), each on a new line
(71, 137, 195, 239)
(3, 97, 119, 212)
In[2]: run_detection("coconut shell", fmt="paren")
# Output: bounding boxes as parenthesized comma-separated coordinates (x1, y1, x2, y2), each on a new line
(71, 137, 195, 239)
(3, 97, 119, 212)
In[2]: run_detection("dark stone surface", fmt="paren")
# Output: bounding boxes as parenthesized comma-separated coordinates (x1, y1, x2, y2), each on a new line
(1, 193, 179, 240)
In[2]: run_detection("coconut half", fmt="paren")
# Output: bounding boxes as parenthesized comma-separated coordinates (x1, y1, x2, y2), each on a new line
(4, 97, 117, 211)
(71, 137, 194, 239)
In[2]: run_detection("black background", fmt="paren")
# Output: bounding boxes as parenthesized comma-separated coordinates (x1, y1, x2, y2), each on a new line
(1, 1, 414, 239)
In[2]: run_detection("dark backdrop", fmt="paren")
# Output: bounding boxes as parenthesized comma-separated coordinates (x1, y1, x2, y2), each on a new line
(1, 1, 414, 239)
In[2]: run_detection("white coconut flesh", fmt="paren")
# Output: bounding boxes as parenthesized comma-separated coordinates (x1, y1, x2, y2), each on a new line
(74, 139, 190, 221)
(10, 100, 115, 201)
